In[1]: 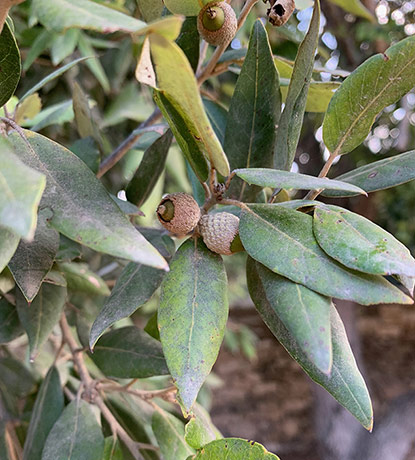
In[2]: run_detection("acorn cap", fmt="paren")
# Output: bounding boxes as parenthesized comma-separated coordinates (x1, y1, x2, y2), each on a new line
(199, 212, 244, 256)
(267, 0, 296, 27)
(197, 1, 237, 47)
(157, 193, 201, 235)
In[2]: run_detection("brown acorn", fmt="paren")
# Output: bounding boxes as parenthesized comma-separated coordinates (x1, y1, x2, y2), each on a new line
(266, 0, 296, 27)
(197, 1, 237, 47)
(157, 193, 201, 235)
(199, 212, 244, 256)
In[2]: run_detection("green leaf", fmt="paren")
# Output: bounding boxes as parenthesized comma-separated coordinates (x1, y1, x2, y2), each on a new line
(274, 0, 320, 171)
(90, 263, 164, 349)
(323, 150, 415, 197)
(58, 262, 110, 296)
(152, 410, 194, 460)
(15, 93, 42, 125)
(247, 258, 373, 429)
(164, 0, 200, 16)
(102, 437, 124, 460)
(7, 130, 168, 270)
(203, 99, 227, 146)
(154, 90, 209, 182)
(70, 137, 100, 174)
(91, 326, 169, 378)
(20, 57, 90, 103)
(0, 137, 46, 240)
(184, 405, 221, 450)
(23, 29, 52, 72)
(149, 33, 230, 177)
(32, 0, 146, 33)
(313, 205, 415, 276)
(72, 82, 99, 141)
(234, 168, 366, 195)
(0, 357, 35, 398)
(280, 81, 340, 113)
(250, 262, 332, 374)
(224, 20, 281, 201)
(23, 366, 64, 460)
(327, 0, 375, 22)
(56, 235, 82, 262)
(176, 17, 200, 73)
(239, 205, 413, 305)
(29, 100, 74, 131)
(126, 130, 173, 207)
(0, 297, 22, 344)
(51, 29, 80, 66)
(16, 282, 67, 360)
(41, 399, 105, 460)
(0, 21, 20, 107)
(186, 438, 280, 460)
(144, 311, 160, 341)
(137, 0, 164, 22)
(159, 238, 228, 413)
(323, 36, 415, 156)
(0, 227, 19, 273)
(8, 210, 60, 302)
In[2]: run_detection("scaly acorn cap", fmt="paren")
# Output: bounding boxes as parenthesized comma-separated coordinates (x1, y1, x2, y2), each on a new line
(157, 193, 201, 235)
(267, 0, 296, 27)
(197, 1, 237, 47)
(199, 212, 244, 256)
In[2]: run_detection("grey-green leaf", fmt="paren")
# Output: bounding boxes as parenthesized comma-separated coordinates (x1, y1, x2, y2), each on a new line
(16, 282, 67, 360)
(126, 130, 173, 207)
(58, 262, 110, 297)
(41, 399, 105, 460)
(323, 36, 415, 156)
(154, 90, 209, 183)
(91, 326, 169, 379)
(0, 137, 46, 240)
(186, 438, 280, 460)
(176, 17, 199, 73)
(184, 405, 221, 450)
(224, 20, 281, 201)
(323, 150, 415, 197)
(32, 0, 146, 33)
(23, 366, 64, 460)
(19, 57, 90, 103)
(0, 21, 20, 107)
(102, 437, 124, 460)
(235, 168, 366, 195)
(327, 0, 375, 22)
(159, 239, 228, 413)
(152, 410, 194, 460)
(239, 205, 413, 305)
(274, 0, 320, 171)
(247, 257, 373, 430)
(0, 227, 19, 273)
(0, 357, 36, 398)
(0, 297, 22, 344)
(250, 262, 332, 374)
(9, 210, 60, 302)
(7, 130, 167, 270)
(313, 205, 415, 276)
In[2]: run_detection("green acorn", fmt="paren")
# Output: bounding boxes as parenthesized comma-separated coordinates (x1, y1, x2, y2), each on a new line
(199, 212, 244, 255)
(157, 193, 201, 235)
(197, 1, 238, 47)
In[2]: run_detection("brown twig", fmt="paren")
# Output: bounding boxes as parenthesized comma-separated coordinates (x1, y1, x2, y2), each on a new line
(59, 314, 146, 460)
(96, 108, 162, 178)
(304, 151, 338, 200)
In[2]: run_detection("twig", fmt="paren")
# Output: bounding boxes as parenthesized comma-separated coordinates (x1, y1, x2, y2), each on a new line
(96, 108, 162, 178)
(99, 383, 177, 402)
(59, 314, 145, 460)
(304, 151, 338, 200)
(197, 0, 259, 85)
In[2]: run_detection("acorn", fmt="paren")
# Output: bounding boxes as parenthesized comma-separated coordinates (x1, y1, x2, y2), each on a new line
(157, 193, 201, 235)
(266, 0, 296, 27)
(197, 1, 237, 47)
(199, 212, 244, 256)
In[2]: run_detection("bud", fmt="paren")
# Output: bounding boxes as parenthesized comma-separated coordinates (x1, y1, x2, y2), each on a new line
(157, 193, 201, 235)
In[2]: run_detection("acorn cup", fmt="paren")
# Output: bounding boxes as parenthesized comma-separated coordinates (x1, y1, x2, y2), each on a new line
(199, 212, 244, 256)
(197, 1, 238, 46)
(157, 193, 201, 235)
(266, 0, 296, 27)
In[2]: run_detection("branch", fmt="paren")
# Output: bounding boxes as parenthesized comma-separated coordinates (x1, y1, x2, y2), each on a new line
(96, 108, 162, 178)
(59, 314, 146, 460)
(304, 151, 338, 201)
